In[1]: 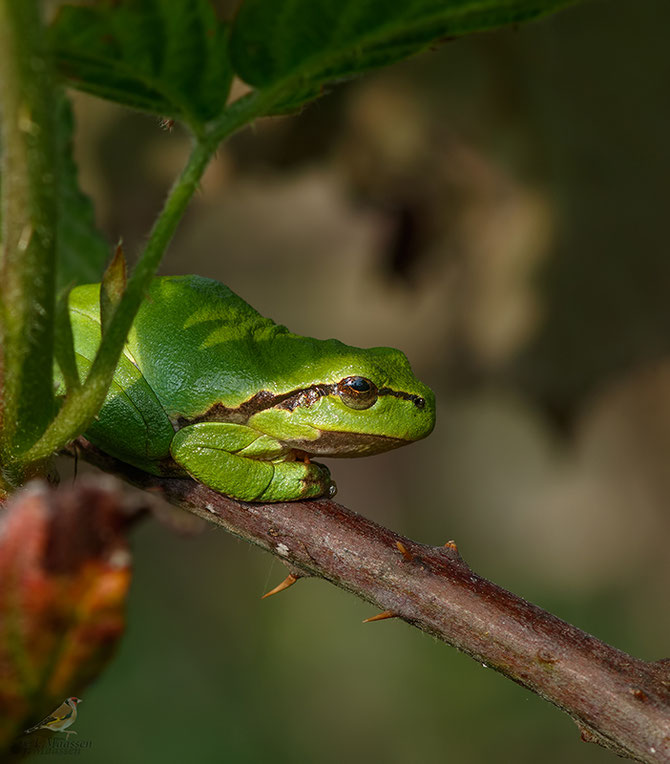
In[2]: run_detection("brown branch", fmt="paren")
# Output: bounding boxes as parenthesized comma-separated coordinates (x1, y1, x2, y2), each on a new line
(71, 437, 670, 763)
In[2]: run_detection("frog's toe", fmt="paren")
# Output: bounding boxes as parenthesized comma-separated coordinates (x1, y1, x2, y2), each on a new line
(301, 460, 334, 499)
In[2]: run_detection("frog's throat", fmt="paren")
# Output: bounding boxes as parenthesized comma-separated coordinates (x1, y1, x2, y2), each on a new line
(288, 430, 408, 457)
(175, 384, 425, 427)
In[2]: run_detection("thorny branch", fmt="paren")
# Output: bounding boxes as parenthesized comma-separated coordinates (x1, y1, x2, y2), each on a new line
(71, 437, 670, 763)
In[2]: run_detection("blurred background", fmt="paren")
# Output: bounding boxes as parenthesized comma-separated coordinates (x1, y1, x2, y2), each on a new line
(50, 0, 669, 761)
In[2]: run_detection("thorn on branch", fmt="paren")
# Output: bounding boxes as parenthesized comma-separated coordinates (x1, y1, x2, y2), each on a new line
(363, 610, 397, 624)
(441, 539, 465, 563)
(395, 540, 414, 562)
(261, 573, 299, 600)
(578, 724, 598, 744)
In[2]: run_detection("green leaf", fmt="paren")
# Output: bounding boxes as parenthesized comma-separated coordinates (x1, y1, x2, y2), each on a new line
(55, 96, 109, 290)
(49, 0, 234, 133)
(265, 85, 324, 116)
(231, 0, 577, 112)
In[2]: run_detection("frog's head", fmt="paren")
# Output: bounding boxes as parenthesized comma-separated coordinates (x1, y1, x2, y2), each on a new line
(252, 339, 436, 457)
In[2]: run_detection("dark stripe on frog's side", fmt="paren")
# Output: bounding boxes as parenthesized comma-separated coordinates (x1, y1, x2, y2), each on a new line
(174, 384, 425, 427)
(378, 387, 426, 408)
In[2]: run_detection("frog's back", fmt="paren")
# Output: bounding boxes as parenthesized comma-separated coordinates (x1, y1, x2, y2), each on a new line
(125, 275, 290, 418)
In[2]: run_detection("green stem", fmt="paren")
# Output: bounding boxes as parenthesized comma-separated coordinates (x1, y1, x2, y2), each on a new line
(20, 89, 279, 466)
(0, 0, 57, 481)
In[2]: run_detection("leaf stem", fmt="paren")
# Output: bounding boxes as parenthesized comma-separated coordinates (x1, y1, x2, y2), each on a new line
(20, 88, 280, 466)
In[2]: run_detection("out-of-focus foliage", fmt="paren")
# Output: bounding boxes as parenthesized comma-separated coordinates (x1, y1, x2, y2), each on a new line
(0, 482, 132, 751)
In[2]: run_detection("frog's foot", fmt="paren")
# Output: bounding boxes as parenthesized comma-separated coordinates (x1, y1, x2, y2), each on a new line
(171, 423, 334, 502)
(256, 457, 334, 502)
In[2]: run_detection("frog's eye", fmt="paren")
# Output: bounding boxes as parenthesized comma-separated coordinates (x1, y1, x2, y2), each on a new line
(337, 376, 378, 410)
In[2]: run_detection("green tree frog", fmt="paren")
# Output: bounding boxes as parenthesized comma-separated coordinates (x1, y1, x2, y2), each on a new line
(62, 275, 435, 502)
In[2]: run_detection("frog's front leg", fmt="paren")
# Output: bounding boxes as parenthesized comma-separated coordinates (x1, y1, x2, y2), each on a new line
(170, 422, 334, 502)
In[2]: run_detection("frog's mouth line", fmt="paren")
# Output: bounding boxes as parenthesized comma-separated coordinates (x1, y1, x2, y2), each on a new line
(176, 384, 425, 427)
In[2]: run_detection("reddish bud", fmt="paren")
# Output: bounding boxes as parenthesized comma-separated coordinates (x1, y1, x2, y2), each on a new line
(0, 481, 133, 749)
